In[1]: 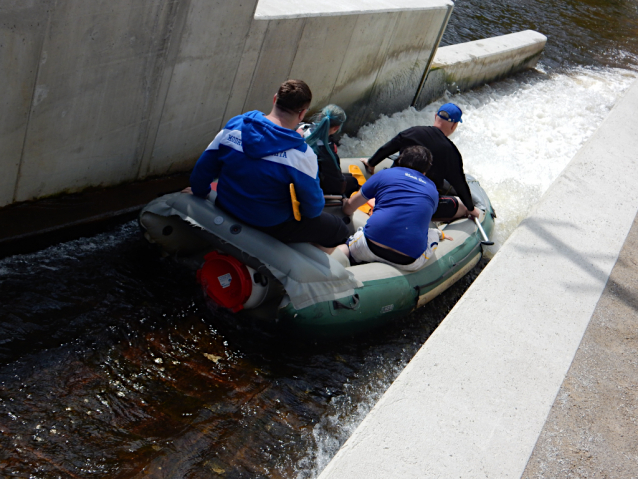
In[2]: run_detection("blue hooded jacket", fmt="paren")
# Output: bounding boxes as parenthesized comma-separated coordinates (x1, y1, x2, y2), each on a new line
(190, 111, 325, 227)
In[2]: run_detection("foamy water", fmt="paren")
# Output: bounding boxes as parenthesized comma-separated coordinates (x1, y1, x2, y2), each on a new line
(340, 66, 637, 251)
(298, 66, 637, 477)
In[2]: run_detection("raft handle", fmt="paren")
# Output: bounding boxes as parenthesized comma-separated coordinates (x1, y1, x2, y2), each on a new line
(253, 272, 268, 287)
(333, 293, 360, 311)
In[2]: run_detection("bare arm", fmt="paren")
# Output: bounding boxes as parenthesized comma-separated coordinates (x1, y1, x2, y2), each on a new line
(342, 191, 370, 216)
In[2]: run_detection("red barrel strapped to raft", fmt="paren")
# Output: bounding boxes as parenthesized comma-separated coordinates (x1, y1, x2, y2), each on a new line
(197, 252, 252, 312)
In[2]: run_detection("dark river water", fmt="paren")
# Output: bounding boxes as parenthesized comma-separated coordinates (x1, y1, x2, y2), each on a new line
(2, 1, 637, 477)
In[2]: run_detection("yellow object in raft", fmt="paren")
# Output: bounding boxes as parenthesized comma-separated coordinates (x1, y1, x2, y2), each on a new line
(290, 184, 301, 221)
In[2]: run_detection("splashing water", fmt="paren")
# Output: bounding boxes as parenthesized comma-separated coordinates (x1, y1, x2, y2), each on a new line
(295, 66, 638, 477)
(340, 66, 637, 251)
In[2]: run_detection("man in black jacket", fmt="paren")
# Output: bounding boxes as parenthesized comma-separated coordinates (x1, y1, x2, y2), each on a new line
(362, 103, 479, 221)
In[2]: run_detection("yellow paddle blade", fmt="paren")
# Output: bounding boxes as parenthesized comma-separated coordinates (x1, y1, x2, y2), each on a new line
(349, 164, 367, 186)
(347, 165, 372, 214)
(290, 183, 301, 221)
(358, 202, 373, 215)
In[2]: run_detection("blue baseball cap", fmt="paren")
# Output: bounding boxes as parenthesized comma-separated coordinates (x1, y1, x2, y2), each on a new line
(437, 103, 463, 123)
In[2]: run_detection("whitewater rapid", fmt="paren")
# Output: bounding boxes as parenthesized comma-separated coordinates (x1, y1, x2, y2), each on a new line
(339, 66, 637, 252)
(297, 66, 637, 478)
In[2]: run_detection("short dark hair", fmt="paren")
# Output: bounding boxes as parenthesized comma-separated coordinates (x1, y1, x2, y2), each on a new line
(395, 145, 433, 174)
(275, 79, 312, 114)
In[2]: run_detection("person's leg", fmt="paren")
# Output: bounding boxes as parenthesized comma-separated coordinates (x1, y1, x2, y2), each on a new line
(257, 213, 349, 248)
(450, 200, 470, 220)
(432, 196, 473, 222)
(343, 173, 361, 197)
(432, 196, 459, 222)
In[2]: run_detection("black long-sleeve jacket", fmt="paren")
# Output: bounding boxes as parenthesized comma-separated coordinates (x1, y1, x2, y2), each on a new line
(367, 126, 474, 210)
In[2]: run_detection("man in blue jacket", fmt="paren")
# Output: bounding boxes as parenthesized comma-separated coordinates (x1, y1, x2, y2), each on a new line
(189, 79, 349, 250)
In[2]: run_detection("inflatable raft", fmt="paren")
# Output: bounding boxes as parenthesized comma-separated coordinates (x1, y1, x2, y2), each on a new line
(140, 158, 495, 337)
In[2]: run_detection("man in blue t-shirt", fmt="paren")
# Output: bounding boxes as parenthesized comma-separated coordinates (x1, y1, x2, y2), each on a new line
(340, 146, 450, 271)
(187, 79, 349, 251)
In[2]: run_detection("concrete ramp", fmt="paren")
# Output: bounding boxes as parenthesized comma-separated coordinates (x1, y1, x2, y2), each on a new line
(318, 79, 638, 478)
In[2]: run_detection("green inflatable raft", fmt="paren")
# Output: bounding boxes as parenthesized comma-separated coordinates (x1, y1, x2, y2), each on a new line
(139, 158, 495, 337)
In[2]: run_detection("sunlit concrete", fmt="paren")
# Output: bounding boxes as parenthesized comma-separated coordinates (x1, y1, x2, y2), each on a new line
(223, 1, 452, 132)
(0, 0, 451, 207)
(255, 0, 450, 19)
(318, 79, 638, 478)
(416, 30, 547, 108)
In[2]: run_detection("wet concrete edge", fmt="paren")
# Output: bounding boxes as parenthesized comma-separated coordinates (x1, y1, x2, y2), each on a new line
(0, 174, 189, 259)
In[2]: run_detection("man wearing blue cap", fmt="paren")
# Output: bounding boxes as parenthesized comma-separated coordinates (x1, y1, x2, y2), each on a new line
(363, 103, 479, 221)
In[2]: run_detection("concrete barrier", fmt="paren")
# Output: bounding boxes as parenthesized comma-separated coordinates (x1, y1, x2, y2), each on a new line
(223, 0, 453, 132)
(0, 0, 451, 207)
(416, 30, 547, 108)
(318, 79, 638, 478)
(1, 0, 261, 207)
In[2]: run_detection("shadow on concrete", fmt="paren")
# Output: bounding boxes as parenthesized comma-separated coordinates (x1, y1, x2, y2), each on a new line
(516, 216, 638, 315)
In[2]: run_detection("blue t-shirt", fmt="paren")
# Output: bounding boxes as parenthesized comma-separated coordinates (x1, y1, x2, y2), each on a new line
(360, 167, 439, 258)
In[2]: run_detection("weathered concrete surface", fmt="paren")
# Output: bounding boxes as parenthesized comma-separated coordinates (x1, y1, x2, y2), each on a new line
(0, 0, 452, 208)
(146, 0, 259, 178)
(254, 0, 450, 19)
(0, 0, 51, 206)
(13, 1, 183, 203)
(318, 79, 638, 479)
(416, 30, 547, 108)
(223, 2, 452, 133)
(522, 213, 638, 478)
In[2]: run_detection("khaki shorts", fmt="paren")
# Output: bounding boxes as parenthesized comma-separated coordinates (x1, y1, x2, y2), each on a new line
(347, 228, 442, 272)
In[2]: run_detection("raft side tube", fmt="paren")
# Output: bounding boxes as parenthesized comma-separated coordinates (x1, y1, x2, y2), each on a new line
(140, 192, 362, 310)
(278, 268, 416, 338)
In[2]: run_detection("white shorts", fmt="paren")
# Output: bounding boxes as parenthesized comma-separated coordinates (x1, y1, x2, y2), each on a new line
(347, 228, 443, 272)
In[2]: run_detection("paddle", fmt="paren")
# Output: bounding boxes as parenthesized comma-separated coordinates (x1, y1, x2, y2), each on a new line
(473, 216, 494, 246)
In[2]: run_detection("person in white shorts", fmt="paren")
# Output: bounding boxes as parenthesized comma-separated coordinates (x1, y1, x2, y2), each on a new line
(339, 146, 452, 271)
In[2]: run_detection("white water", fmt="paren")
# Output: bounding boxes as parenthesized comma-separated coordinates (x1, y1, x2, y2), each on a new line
(296, 66, 637, 478)
(339, 66, 637, 251)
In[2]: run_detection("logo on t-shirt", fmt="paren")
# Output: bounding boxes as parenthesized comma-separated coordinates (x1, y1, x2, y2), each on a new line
(404, 171, 430, 185)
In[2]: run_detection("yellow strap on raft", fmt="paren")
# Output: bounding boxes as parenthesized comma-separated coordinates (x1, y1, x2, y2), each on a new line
(348, 164, 373, 215)
(290, 183, 301, 221)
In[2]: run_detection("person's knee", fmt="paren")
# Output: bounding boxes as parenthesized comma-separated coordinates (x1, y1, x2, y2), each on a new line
(315, 213, 350, 248)
(453, 200, 469, 219)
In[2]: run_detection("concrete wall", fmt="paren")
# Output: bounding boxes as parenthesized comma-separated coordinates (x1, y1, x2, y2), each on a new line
(416, 30, 547, 109)
(223, 4, 452, 133)
(0, 0, 451, 207)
